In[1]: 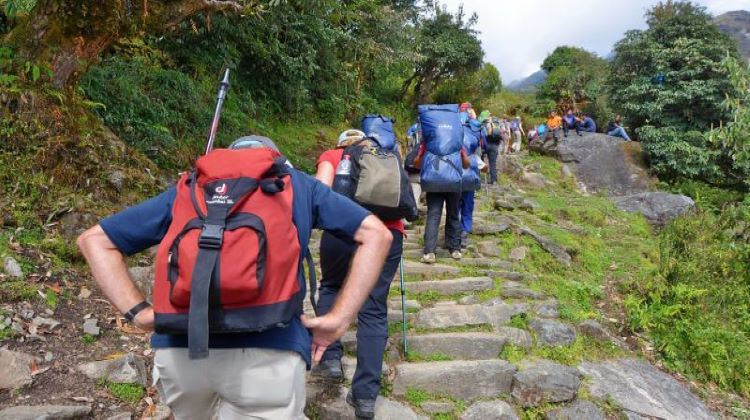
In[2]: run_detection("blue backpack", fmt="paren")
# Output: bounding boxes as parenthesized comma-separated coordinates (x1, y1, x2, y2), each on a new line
(361, 115, 397, 151)
(418, 104, 464, 193)
(461, 122, 481, 192)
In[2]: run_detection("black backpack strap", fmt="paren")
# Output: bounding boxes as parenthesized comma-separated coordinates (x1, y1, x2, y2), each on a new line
(305, 248, 318, 315)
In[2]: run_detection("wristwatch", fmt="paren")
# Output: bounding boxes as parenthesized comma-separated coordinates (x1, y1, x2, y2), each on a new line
(124, 301, 151, 323)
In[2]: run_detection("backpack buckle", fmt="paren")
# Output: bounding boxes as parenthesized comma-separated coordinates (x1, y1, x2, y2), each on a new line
(199, 224, 224, 249)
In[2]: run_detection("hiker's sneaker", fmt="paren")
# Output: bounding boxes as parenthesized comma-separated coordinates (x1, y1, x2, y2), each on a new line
(420, 253, 436, 264)
(346, 390, 376, 419)
(311, 359, 343, 380)
(451, 250, 462, 260)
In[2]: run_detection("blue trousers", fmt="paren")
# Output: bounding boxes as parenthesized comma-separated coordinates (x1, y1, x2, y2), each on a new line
(608, 127, 630, 140)
(317, 229, 403, 400)
(460, 190, 475, 233)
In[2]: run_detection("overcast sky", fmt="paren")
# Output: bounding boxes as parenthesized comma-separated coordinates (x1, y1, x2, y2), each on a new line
(440, 0, 750, 82)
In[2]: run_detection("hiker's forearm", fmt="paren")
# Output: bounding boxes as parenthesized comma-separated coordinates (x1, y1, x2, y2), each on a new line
(328, 215, 391, 323)
(77, 225, 146, 314)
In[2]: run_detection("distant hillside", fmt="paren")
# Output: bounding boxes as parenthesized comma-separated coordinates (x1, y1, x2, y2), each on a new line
(507, 70, 547, 92)
(715, 10, 750, 60)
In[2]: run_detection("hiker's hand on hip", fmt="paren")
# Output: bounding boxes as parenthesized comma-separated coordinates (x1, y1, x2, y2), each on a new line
(134, 307, 155, 332)
(301, 314, 351, 364)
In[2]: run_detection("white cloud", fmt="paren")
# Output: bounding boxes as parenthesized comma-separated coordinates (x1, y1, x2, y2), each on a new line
(439, 0, 750, 82)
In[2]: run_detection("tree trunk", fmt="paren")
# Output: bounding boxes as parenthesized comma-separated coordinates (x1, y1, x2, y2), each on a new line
(5, 0, 245, 89)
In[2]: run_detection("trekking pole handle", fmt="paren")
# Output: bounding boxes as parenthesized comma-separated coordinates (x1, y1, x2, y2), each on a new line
(205, 69, 231, 155)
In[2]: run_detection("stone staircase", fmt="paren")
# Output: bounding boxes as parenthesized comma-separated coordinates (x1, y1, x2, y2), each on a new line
(305, 185, 716, 420)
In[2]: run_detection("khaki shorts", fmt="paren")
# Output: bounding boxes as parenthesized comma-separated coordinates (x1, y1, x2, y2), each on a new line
(153, 348, 307, 420)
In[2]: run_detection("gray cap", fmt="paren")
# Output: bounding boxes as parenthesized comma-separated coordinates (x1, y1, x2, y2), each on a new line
(229, 135, 279, 152)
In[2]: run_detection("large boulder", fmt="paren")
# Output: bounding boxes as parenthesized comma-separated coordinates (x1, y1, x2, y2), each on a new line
(613, 192, 695, 226)
(529, 134, 651, 196)
(579, 359, 714, 420)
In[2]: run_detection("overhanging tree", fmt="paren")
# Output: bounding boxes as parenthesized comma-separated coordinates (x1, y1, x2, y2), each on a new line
(607, 1, 741, 184)
(3, 0, 257, 89)
(401, 2, 483, 105)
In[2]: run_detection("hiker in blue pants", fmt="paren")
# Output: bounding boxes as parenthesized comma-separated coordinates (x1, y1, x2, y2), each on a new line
(459, 110, 484, 248)
(311, 131, 406, 419)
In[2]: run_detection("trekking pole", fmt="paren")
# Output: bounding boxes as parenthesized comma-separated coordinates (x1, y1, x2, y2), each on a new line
(400, 256, 408, 358)
(204, 69, 231, 155)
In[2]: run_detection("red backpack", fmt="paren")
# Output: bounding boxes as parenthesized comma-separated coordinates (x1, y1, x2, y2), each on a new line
(153, 148, 304, 359)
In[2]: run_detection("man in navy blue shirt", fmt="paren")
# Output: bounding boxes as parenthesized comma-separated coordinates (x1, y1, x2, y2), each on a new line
(77, 136, 392, 419)
(579, 113, 597, 133)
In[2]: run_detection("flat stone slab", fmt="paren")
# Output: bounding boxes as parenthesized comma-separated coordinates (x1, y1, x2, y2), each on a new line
(520, 227, 572, 266)
(511, 359, 582, 407)
(477, 241, 502, 257)
(342, 357, 389, 382)
(535, 301, 560, 318)
(546, 400, 605, 420)
(579, 359, 714, 420)
(407, 333, 507, 360)
(502, 281, 546, 300)
(461, 400, 518, 420)
(473, 223, 510, 235)
(317, 387, 427, 420)
(421, 401, 455, 415)
(484, 302, 531, 327)
(415, 304, 489, 329)
(0, 349, 35, 389)
(403, 277, 494, 295)
(402, 260, 461, 278)
(495, 326, 533, 349)
(457, 258, 513, 270)
(480, 270, 528, 281)
(0, 405, 92, 419)
(77, 353, 148, 386)
(530, 319, 576, 347)
(393, 360, 517, 400)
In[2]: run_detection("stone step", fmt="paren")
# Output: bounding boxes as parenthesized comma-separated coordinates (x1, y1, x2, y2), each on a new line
(480, 270, 530, 282)
(316, 386, 427, 420)
(342, 356, 389, 382)
(415, 302, 529, 330)
(394, 277, 494, 295)
(511, 359, 582, 408)
(393, 360, 517, 400)
(401, 260, 461, 278)
(456, 258, 513, 270)
(405, 332, 507, 360)
(403, 248, 451, 260)
(529, 318, 577, 347)
(501, 281, 546, 300)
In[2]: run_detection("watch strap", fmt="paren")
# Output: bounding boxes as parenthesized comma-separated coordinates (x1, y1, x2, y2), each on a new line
(124, 301, 151, 322)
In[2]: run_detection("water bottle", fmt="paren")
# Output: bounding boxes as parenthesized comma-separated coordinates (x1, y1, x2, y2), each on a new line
(333, 155, 353, 194)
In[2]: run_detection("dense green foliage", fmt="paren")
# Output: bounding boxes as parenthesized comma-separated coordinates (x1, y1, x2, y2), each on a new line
(607, 1, 742, 185)
(77, 1, 490, 170)
(537, 46, 610, 126)
(625, 198, 750, 396)
(402, 2, 484, 104)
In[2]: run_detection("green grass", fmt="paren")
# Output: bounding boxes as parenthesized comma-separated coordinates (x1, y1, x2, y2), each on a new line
(405, 388, 431, 406)
(105, 382, 145, 405)
(509, 313, 529, 330)
(500, 344, 528, 364)
(45, 288, 59, 309)
(82, 334, 97, 344)
(0, 280, 38, 302)
(406, 352, 453, 362)
(531, 336, 626, 366)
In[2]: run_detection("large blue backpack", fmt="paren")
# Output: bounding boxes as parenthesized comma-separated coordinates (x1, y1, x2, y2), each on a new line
(461, 121, 482, 192)
(418, 104, 464, 193)
(361, 114, 397, 151)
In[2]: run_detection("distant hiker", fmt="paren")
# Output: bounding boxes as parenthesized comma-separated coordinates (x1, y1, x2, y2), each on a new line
(563, 109, 581, 137)
(77, 135, 392, 420)
(313, 129, 413, 418)
(405, 123, 422, 206)
(606, 115, 631, 140)
(483, 114, 504, 184)
(509, 116, 524, 153)
(500, 116, 512, 153)
(580, 113, 597, 133)
(460, 117, 485, 248)
(546, 111, 563, 142)
(459, 102, 473, 123)
(415, 104, 471, 264)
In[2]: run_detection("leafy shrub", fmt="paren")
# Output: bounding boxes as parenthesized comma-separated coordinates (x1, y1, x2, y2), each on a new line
(625, 201, 750, 396)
